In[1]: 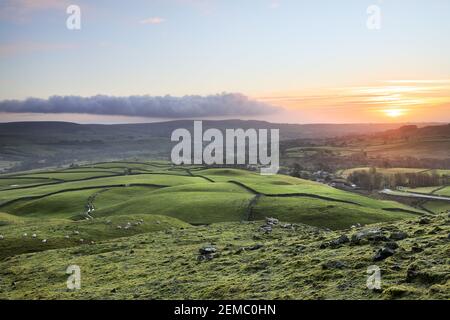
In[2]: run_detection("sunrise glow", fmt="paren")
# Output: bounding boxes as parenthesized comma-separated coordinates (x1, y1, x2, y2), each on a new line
(383, 108, 408, 118)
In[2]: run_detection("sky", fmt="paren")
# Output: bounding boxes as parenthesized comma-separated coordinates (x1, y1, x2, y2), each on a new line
(0, 0, 449, 123)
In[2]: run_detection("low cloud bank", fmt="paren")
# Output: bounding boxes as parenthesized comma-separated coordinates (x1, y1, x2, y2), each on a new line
(0, 93, 279, 118)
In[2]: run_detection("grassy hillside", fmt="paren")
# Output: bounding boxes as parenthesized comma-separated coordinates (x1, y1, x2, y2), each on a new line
(0, 211, 448, 299)
(0, 161, 446, 300)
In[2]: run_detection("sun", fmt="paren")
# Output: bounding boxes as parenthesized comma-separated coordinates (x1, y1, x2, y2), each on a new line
(383, 108, 407, 118)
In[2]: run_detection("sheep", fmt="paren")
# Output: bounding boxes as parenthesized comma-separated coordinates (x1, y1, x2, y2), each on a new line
(23, 233, 28, 237)
(42, 239, 47, 243)
(73, 231, 80, 235)
(64, 235, 70, 239)
(32, 233, 37, 238)
(79, 238, 84, 243)
(116, 225, 122, 229)
(0, 235, 4, 240)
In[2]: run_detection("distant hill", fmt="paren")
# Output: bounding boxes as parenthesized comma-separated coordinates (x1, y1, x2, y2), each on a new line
(0, 120, 443, 172)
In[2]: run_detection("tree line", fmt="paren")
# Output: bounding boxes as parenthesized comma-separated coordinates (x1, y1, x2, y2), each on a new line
(347, 168, 448, 191)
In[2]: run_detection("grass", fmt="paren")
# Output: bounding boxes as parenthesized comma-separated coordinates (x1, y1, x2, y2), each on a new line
(422, 201, 450, 214)
(435, 186, 450, 197)
(252, 197, 414, 229)
(0, 214, 189, 260)
(0, 174, 206, 205)
(94, 183, 254, 224)
(0, 177, 57, 190)
(2, 188, 104, 219)
(0, 161, 446, 300)
(0, 211, 448, 299)
(0, 164, 425, 230)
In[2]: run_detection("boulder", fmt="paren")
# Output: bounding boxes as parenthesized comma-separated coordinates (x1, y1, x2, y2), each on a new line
(265, 217, 279, 225)
(198, 246, 218, 261)
(260, 224, 273, 234)
(385, 242, 399, 250)
(389, 231, 408, 241)
(199, 246, 217, 255)
(351, 228, 387, 244)
(373, 247, 395, 261)
(329, 235, 350, 248)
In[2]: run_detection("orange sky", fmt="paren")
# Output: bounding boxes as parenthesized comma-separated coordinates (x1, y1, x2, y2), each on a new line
(253, 80, 450, 123)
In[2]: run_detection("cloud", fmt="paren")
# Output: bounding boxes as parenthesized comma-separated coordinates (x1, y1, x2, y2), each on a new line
(140, 17, 166, 25)
(0, 93, 280, 118)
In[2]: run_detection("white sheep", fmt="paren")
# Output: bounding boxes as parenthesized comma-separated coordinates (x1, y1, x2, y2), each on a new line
(64, 235, 70, 239)
(42, 239, 47, 243)
(0, 235, 4, 240)
(74, 231, 80, 235)
(23, 233, 28, 237)
(79, 238, 84, 242)
(32, 233, 37, 238)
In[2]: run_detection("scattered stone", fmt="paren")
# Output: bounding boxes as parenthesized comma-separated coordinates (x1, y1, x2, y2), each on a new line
(116, 225, 122, 229)
(265, 217, 279, 225)
(419, 217, 430, 225)
(79, 239, 84, 243)
(373, 247, 395, 261)
(389, 231, 408, 241)
(199, 246, 216, 255)
(351, 228, 387, 244)
(156, 220, 161, 224)
(64, 235, 70, 239)
(198, 246, 218, 261)
(385, 242, 399, 250)
(259, 224, 272, 234)
(322, 260, 346, 270)
(281, 223, 293, 229)
(329, 235, 350, 248)
(73, 231, 80, 235)
(23, 233, 28, 237)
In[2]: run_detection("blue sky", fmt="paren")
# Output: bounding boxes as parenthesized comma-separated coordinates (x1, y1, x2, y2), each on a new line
(0, 0, 449, 123)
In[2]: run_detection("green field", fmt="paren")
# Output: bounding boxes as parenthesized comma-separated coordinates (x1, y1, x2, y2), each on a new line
(0, 161, 447, 300)
(0, 163, 425, 229)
